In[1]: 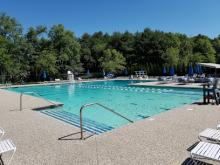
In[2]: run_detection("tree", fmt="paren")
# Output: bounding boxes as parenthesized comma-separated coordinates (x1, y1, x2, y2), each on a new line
(25, 26, 48, 80)
(189, 53, 203, 63)
(212, 36, 220, 63)
(0, 13, 22, 39)
(193, 35, 216, 63)
(49, 24, 82, 74)
(178, 35, 193, 74)
(109, 31, 135, 72)
(0, 13, 27, 82)
(98, 49, 126, 73)
(36, 50, 57, 76)
(2, 13, 220, 81)
(90, 32, 108, 70)
(0, 36, 13, 75)
(162, 47, 179, 67)
(79, 33, 96, 71)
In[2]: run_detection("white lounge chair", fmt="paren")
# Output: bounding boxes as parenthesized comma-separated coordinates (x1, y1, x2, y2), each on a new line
(191, 141, 220, 164)
(217, 124, 220, 129)
(0, 127, 4, 140)
(0, 139, 16, 165)
(199, 128, 220, 143)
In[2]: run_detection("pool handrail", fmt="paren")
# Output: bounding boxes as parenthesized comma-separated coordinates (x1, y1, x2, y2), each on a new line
(79, 102, 134, 140)
(20, 91, 57, 111)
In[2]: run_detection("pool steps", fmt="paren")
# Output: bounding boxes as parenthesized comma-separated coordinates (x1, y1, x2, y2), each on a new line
(41, 110, 114, 134)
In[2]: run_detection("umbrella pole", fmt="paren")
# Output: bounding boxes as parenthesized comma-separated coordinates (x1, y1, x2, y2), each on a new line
(215, 68, 217, 78)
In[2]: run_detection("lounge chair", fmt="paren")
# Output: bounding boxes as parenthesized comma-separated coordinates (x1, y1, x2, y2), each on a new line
(0, 139, 16, 165)
(191, 141, 220, 164)
(0, 127, 4, 140)
(199, 128, 220, 143)
(158, 76, 174, 84)
(188, 77, 195, 83)
(203, 81, 220, 105)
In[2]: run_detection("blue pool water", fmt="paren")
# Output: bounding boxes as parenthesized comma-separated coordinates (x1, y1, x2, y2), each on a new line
(8, 80, 202, 134)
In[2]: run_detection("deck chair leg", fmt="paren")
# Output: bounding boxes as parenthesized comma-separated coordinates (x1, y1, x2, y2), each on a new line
(7, 149, 16, 165)
(214, 89, 220, 105)
(0, 132, 4, 140)
(192, 158, 197, 165)
(0, 154, 4, 165)
(0, 155, 3, 165)
(193, 159, 197, 165)
(190, 153, 197, 165)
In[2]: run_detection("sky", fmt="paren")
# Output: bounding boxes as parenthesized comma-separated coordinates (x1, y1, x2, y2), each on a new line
(0, 0, 220, 38)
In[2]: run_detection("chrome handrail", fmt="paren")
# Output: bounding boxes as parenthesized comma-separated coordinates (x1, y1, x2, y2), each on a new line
(80, 103, 133, 140)
(20, 91, 57, 111)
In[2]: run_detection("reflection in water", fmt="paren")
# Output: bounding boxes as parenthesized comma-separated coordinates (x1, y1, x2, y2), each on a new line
(68, 84, 75, 96)
(55, 85, 61, 88)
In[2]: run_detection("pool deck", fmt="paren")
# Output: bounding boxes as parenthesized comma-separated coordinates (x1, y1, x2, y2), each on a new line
(0, 77, 153, 89)
(0, 85, 219, 164)
(0, 77, 131, 88)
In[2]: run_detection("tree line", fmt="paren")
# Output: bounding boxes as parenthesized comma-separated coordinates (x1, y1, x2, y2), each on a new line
(0, 13, 220, 82)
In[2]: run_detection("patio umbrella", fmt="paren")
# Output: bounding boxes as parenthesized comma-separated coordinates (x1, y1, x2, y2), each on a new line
(43, 71, 47, 80)
(124, 68, 128, 75)
(102, 70, 105, 77)
(188, 65, 194, 76)
(87, 69, 90, 75)
(163, 66, 166, 76)
(199, 65, 203, 74)
(40, 70, 47, 81)
(169, 66, 174, 76)
(194, 65, 198, 74)
(197, 64, 201, 74)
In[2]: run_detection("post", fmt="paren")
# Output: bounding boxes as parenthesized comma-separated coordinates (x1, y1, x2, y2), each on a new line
(203, 85, 206, 104)
(20, 93, 23, 111)
(207, 85, 210, 103)
(215, 68, 217, 78)
(80, 106, 84, 140)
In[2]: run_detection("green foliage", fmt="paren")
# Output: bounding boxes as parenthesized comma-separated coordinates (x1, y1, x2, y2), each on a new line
(0, 13, 22, 39)
(98, 49, 126, 73)
(1, 13, 220, 82)
(162, 47, 179, 67)
(80, 33, 96, 70)
(193, 35, 216, 63)
(49, 24, 82, 73)
(36, 50, 57, 75)
(178, 35, 193, 67)
(212, 36, 220, 63)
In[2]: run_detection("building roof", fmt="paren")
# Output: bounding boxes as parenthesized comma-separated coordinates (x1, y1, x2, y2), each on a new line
(198, 63, 220, 69)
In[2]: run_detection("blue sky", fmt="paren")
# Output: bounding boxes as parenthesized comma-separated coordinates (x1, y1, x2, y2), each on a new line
(0, 0, 220, 38)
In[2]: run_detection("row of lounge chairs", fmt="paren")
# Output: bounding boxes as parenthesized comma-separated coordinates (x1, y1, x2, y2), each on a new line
(158, 75, 215, 84)
(0, 127, 16, 165)
(190, 125, 220, 164)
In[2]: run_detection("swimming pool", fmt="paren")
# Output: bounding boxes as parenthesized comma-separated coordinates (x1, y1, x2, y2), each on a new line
(8, 80, 202, 134)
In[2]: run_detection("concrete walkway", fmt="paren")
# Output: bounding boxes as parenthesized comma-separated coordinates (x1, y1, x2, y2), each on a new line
(0, 89, 219, 165)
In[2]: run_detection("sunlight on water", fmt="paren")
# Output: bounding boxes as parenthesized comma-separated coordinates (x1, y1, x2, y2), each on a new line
(8, 80, 202, 130)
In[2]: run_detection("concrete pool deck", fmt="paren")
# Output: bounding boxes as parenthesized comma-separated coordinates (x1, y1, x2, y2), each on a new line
(0, 77, 133, 88)
(0, 77, 154, 89)
(0, 88, 219, 164)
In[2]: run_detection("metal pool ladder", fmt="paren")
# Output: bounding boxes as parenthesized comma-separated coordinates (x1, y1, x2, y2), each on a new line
(79, 103, 134, 140)
(20, 91, 59, 111)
